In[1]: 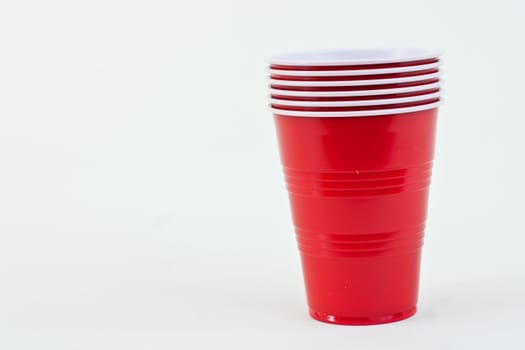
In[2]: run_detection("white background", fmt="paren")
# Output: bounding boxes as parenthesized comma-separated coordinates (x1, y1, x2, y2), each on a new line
(0, 0, 524, 349)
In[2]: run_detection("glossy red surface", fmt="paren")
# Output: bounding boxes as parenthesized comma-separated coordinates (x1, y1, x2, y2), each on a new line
(270, 58, 439, 71)
(274, 109, 438, 325)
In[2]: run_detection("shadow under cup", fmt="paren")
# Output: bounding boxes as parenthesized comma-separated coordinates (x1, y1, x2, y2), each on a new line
(273, 109, 438, 325)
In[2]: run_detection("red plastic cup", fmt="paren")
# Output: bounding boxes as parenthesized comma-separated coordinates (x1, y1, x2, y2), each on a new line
(270, 68, 439, 82)
(270, 58, 439, 71)
(272, 98, 440, 112)
(270, 72, 440, 88)
(269, 62, 440, 78)
(270, 81, 441, 99)
(271, 88, 440, 102)
(271, 78, 440, 92)
(273, 107, 438, 325)
(270, 93, 440, 109)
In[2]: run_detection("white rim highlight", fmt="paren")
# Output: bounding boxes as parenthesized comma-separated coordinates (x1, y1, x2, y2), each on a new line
(270, 82, 441, 97)
(271, 101, 441, 117)
(269, 48, 440, 66)
(270, 72, 440, 87)
(270, 92, 440, 107)
(269, 62, 440, 76)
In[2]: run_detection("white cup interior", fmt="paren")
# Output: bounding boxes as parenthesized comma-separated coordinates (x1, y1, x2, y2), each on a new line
(270, 47, 440, 66)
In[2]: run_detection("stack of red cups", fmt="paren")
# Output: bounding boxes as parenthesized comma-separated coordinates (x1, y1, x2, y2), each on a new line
(269, 48, 441, 325)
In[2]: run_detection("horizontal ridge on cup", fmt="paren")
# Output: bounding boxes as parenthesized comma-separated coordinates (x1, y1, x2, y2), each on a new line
(271, 101, 441, 117)
(270, 72, 440, 87)
(269, 47, 440, 67)
(270, 91, 440, 107)
(295, 224, 426, 258)
(270, 82, 440, 97)
(286, 162, 432, 198)
(269, 62, 440, 77)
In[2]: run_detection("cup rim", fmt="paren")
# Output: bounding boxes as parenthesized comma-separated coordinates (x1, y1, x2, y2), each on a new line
(270, 73, 440, 87)
(269, 47, 440, 66)
(269, 62, 440, 77)
(269, 82, 441, 97)
(270, 91, 440, 107)
(271, 101, 440, 117)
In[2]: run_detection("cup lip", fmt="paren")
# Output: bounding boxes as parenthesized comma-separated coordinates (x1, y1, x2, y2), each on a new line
(269, 82, 441, 97)
(269, 47, 441, 66)
(270, 72, 440, 87)
(271, 101, 440, 117)
(270, 91, 440, 107)
(269, 62, 440, 77)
